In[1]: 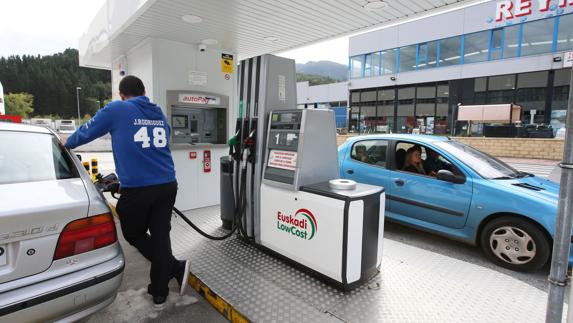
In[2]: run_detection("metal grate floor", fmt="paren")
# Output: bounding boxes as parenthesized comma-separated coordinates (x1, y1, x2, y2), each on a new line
(170, 206, 560, 323)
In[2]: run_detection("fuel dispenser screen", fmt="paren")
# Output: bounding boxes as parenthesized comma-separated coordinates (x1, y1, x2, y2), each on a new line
(265, 111, 303, 184)
(172, 115, 188, 129)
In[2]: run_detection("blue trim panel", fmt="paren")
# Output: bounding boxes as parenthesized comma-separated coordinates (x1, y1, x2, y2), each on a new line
(436, 40, 441, 67)
(553, 16, 560, 53)
(460, 35, 465, 65)
(396, 48, 400, 74)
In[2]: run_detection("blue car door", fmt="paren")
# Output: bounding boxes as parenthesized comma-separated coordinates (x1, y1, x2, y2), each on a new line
(340, 139, 392, 195)
(389, 141, 472, 229)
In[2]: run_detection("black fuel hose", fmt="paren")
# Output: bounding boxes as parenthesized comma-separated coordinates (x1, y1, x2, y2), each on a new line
(172, 168, 250, 241)
(172, 206, 240, 241)
(97, 175, 248, 241)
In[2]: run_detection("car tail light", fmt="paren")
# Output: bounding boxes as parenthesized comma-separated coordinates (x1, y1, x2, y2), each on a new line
(53, 213, 117, 260)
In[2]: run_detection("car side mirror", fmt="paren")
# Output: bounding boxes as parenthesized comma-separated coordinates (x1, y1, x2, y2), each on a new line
(437, 170, 465, 184)
(76, 154, 82, 161)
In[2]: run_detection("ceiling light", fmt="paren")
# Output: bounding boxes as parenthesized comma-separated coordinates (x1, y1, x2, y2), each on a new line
(201, 39, 218, 45)
(264, 36, 280, 43)
(364, 1, 388, 10)
(182, 15, 202, 24)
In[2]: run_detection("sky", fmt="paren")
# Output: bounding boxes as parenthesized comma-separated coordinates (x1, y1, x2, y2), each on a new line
(0, 0, 348, 65)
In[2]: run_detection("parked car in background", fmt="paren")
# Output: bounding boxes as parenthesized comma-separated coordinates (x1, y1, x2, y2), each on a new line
(339, 134, 565, 272)
(29, 118, 55, 130)
(0, 122, 124, 322)
(55, 119, 77, 134)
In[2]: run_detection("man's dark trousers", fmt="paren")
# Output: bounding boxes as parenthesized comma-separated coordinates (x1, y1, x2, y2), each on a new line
(116, 181, 179, 297)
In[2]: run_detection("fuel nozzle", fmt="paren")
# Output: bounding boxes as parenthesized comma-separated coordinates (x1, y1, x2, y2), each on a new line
(227, 135, 239, 147)
(244, 129, 256, 147)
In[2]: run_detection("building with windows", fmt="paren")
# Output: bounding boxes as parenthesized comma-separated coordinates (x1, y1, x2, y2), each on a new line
(296, 81, 349, 128)
(348, 0, 573, 135)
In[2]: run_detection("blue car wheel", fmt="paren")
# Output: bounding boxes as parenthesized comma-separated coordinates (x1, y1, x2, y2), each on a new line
(480, 216, 551, 272)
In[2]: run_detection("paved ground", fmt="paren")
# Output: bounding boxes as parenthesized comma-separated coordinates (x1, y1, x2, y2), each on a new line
(85, 218, 227, 323)
(76, 151, 566, 320)
(499, 157, 559, 180)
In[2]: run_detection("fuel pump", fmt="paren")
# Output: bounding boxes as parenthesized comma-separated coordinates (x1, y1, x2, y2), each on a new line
(219, 55, 386, 290)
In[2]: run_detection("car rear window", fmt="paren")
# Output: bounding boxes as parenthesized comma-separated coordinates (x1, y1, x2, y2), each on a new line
(0, 131, 78, 184)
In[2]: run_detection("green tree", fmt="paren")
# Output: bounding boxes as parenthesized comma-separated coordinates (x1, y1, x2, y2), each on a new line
(296, 73, 339, 86)
(5, 93, 34, 117)
(0, 49, 111, 118)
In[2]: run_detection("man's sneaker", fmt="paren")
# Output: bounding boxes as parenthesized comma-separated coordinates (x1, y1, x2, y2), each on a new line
(153, 295, 167, 310)
(176, 259, 191, 295)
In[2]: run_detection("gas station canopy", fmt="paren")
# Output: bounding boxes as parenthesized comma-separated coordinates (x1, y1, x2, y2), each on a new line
(80, 0, 483, 69)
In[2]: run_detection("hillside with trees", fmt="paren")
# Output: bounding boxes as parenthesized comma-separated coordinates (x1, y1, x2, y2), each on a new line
(296, 73, 340, 86)
(296, 61, 348, 82)
(0, 49, 111, 119)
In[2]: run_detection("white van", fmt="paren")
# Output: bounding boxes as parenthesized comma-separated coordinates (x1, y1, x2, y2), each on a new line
(56, 119, 77, 134)
(30, 118, 55, 130)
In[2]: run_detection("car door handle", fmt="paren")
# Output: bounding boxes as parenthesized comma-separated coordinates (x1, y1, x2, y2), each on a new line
(346, 169, 354, 175)
(394, 179, 405, 186)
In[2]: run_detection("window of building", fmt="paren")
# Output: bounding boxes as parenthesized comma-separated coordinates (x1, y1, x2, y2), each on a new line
(551, 69, 571, 131)
(516, 71, 548, 124)
(350, 56, 364, 79)
(397, 87, 416, 133)
(349, 105, 360, 133)
(503, 24, 521, 58)
(521, 17, 555, 56)
(382, 49, 397, 75)
(416, 85, 436, 134)
(490, 28, 503, 60)
(361, 106, 377, 133)
(553, 69, 571, 109)
(378, 89, 395, 133)
(361, 90, 377, 104)
(364, 54, 373, 77)
(463, 31, 490, 64)
(399, 45, 417, 73)
(351, 91, 360, 105)
(557, 14, 573, 52)
(436, 84, 449, 135)
(487, 74, 516, 104)
(416, 86, 436, 116)
(372, 52, 382, 77)
(418, 41, 438, 69)
(474, 77, 487, 104)
(439, 36, 462, 66)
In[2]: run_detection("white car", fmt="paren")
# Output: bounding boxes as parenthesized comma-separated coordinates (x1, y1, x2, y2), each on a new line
(0, 122, 124, 322)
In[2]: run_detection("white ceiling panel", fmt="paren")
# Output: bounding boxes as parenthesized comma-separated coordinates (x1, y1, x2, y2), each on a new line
(80, 0, 487, 68)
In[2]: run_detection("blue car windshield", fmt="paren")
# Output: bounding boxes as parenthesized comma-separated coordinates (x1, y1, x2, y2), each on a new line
(434, 141, 520, 179)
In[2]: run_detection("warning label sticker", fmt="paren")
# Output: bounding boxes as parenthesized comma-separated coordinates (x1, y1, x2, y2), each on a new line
(221, 53, 234, 73)
(268, 150, 297, 171)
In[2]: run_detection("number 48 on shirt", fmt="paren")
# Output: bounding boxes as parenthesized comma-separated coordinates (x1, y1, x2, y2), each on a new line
(134, 127, 167, 148)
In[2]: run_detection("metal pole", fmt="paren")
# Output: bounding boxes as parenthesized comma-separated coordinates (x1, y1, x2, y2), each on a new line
(546, 67, 573, 323)
(76, 87, 81, 125)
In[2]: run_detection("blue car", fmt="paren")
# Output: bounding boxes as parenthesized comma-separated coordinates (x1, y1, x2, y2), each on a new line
(338, 134, 565, 272)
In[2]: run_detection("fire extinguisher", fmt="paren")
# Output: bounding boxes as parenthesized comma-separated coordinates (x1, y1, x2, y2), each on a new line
(203, 150, 211, 173)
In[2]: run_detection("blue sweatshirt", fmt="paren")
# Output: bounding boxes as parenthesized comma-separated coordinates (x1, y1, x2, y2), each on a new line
(66, 96, 176, 188)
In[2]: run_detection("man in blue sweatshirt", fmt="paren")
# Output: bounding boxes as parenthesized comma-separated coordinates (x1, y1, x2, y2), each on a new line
(65, 75, 189, 309)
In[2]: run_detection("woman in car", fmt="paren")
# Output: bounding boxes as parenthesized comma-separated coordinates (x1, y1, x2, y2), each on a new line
(402, 145, 426, 175)
(355, 144, 371, 163)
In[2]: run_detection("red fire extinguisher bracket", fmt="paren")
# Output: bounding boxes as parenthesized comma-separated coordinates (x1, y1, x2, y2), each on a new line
(203, 150, 211, 173)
